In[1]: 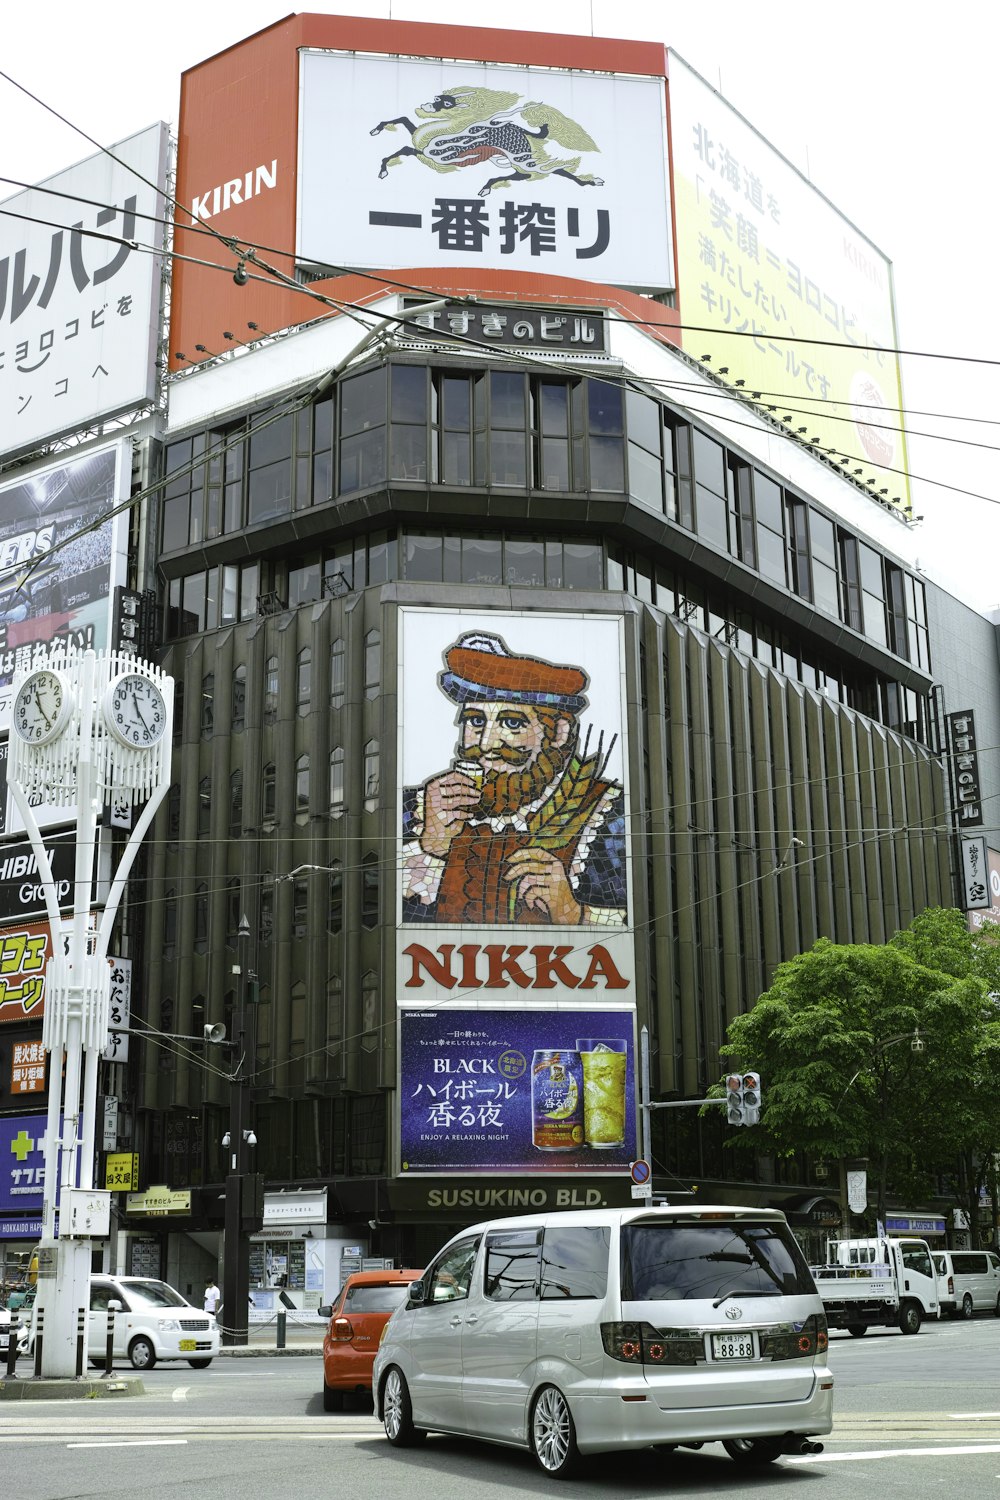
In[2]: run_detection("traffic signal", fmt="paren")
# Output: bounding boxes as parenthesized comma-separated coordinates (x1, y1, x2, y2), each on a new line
(725, 1071, 762, 1126)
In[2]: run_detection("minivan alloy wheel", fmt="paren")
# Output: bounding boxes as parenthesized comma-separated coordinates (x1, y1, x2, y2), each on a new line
(381, 1367, 424, 1447)
(532, 1385, 580, 1479)
(961, 1294, 974, 1320)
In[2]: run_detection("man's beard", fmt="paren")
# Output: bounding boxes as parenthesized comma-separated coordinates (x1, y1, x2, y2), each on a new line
(462, 737, 574, 817)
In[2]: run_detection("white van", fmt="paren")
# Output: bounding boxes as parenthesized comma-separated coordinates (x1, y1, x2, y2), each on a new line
(87, 1275, 220, 1369)
(933, 1250, 1000, 1319)
(373, 1205, 833, 1477)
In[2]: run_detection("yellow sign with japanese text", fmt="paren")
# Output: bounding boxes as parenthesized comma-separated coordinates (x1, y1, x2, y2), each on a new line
(105, 1152, 139, 1191)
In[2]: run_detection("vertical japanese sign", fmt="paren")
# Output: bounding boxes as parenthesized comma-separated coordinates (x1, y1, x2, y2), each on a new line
(11, 1038, 46, 1096)
(960, 836, 990, 911)
(103, 956, 132, 1062)
(667, 53, 911, 509)
(399, 1007, 636, 1174)
(947, 709, 983, 828)
(298, 52, 673, 292)
(0, 122, 168, 458)
(969, 847, 1000, 933)
(0, 441, 128, 735)
(0, 920, 52, 1025)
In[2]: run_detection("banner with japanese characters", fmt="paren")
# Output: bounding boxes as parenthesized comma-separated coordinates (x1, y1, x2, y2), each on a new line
(298, 52, 673, 292)
(0, 122, 168, 459)
(668, 54, 911, 511)
(0, 919, 52, 1026)
(0, 441, 128, 736)
(0, 1111, 48, 1213)
(399, 1007, 637, 1174)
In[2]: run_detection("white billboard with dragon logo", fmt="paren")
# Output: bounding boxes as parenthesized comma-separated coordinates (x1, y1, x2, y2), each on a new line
(297, 51, 673, 292)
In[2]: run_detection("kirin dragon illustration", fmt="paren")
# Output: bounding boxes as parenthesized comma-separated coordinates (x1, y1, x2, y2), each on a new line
(371, 86, 603, 198)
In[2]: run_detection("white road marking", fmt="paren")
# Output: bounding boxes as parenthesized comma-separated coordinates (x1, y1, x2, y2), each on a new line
(951, 1413, 1000, 1419)
(172, 1386, 190, 1402)
(67, 1440, 189, 1449)
(788, 1444, 1000, 1464)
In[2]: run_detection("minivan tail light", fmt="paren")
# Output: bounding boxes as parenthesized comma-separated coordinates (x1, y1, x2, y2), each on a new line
(332, 1317, 354, 1341)
(601, 1322, 704, 1367)
(759, 1313, 828, 1362)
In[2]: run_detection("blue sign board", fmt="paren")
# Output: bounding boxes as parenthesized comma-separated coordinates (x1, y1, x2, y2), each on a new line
(0, 1112, 48, 1214)
(399, 1008, 636, 1174)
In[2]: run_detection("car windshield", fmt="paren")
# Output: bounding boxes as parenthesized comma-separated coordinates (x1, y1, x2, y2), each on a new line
(342, 1283, 413, 1314)
(119, 1280, 189, 1309)
(622, 1220, 816, 1301)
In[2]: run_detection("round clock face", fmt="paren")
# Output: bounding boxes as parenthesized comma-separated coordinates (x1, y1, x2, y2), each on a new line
(12, 668, 74, 744)
(104, 672, 167, 748)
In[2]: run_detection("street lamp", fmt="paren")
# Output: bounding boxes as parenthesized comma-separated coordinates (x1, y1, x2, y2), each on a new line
(837, 1030, 927, 1237)
(221, 915, 261, 1347)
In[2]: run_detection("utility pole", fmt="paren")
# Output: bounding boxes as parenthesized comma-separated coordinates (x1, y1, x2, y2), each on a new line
(221, 915, 259, 1346)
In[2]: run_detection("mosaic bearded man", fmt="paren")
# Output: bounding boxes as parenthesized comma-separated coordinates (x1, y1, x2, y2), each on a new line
(402, 632, 626, 926)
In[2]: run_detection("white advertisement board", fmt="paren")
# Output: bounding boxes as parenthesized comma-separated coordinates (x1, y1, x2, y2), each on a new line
(298, 52, 673, 292)
(0, 441, 128, 739)
(0, 122, 168, 458)
(668, 54, 911, 508)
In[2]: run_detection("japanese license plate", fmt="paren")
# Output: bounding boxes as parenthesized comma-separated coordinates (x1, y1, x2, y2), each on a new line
(711, 1332, 754, 1361)
(179, 1339, 196, 1351)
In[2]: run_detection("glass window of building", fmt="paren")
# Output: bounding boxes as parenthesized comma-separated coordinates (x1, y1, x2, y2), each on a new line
(489, 369, 528, 486)
(504, 536, 546, 587)
(163, 891, 177, 959)
(340, 366, 387, 495)
(327, 862, 343, 934)
(194, 884, 209, 954)
(263, 657, 279, 724)
(390, 364, 428, 480)
(200, 674, 214, 739)
(626, 388, 664, 513)
(296, 648, 312, 715)
(229, 769, 243, 838)
(329, 747, 345, 818)
(198, 776, 211, 837)
(313, 392, 334, 505)
(839, 532, 863, 631)
(785, 496, 811, 599)
(295, 754, 310, 822)
(162, 438, 194, 552)
(692, 427, 729, 551)
(885, 565, 909, 659)
(289, 561, 321, 608)
(361, 852, 379, 929)
(753, 472, 786, 586)
(534, 377, 575, 490)
(248, 412, 293, 525)
(587, 379, 624, 492)
(292, 880, 308, 941)
(262, 762, 276, 824)
(364, 629, 380, 699)
(226, 879, 240, 947)
(725, 455, 756, 565)
(808, 510, 839, 616)
(232, 665, 246, 733)
(364, 739, 380, 811)
(432, 370, 485, 486)
(329, 639, 346, 708)
(859, 543, 888, 647)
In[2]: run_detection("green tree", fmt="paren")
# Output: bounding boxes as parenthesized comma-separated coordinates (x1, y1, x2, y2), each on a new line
(718, 910, 1000, 1236)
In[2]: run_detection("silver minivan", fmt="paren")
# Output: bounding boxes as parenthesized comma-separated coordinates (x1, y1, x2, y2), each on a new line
(373, 1205, 833, 1477)
(933, 1250, 1000, 1319)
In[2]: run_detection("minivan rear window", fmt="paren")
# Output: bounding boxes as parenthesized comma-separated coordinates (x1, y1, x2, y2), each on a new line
(621, 1220, 815, 1302)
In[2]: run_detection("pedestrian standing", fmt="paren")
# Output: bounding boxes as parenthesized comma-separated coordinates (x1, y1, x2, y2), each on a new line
(204, 1277, 221, 1315)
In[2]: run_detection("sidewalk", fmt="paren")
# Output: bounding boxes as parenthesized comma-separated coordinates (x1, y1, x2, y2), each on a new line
(218, 1314, 326, 1357)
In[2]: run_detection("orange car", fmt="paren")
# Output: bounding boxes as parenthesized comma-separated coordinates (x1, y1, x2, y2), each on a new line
(320, 1268, 422, 1411)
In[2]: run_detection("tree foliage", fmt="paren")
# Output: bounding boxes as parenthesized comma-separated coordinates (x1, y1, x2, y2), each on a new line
(718, 909, 1000, 1231)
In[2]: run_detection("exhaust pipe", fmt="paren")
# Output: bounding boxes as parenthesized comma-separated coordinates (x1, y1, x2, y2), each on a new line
(789, 1438, 824, 1455)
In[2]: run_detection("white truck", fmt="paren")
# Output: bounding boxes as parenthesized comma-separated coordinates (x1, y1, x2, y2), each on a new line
(809, 1236, 939, 1335)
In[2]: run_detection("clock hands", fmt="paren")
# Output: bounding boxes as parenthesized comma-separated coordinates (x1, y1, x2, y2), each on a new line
(32, 682, 53, 732)
(132, 690, 152, 735)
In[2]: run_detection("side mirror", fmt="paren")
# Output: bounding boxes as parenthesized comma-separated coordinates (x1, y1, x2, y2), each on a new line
(107, 1299, 123, 1313)
(407, 1280, 426, 1306)
(317, 1305, 332, 1319)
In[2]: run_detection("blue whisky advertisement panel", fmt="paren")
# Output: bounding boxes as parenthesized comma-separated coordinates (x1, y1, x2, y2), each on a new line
(399, 1007, 636, 1174)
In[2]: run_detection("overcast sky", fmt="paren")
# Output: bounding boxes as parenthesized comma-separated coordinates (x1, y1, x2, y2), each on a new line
(4, 1, 998, 612)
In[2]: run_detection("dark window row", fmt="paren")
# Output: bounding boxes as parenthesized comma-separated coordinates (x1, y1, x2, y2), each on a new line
(162, 362, 927, 668)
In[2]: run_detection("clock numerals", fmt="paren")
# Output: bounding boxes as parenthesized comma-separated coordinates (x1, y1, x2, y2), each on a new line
(103, 673, 167, 749)
(12, 669, 73, 744)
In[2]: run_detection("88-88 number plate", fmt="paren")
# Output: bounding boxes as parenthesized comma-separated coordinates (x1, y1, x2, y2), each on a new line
(711, 1332, 755, 1360)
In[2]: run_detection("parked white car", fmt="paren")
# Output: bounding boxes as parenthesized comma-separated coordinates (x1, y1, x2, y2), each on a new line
(933, 1250, 1000, 1319)
(0, 1306, 29, 1362)
(373, 1205, 833, 1478)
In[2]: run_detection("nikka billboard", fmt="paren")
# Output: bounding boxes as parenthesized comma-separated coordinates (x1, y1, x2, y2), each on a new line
(396, 607, 634, 1009)
(298, 52, 673, 292)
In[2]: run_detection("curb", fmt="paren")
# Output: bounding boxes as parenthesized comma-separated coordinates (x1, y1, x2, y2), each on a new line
(0, 1376, 145, 1401)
